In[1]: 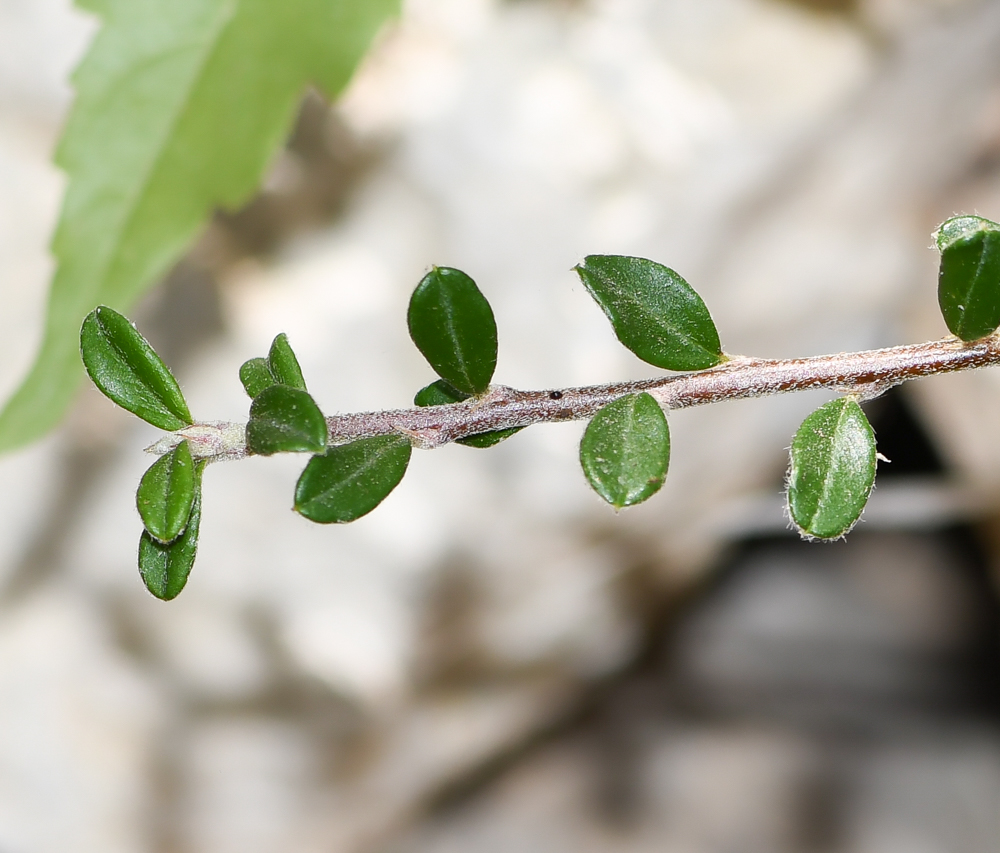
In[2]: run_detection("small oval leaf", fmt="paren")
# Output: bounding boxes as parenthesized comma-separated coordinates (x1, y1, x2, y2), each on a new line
(138, 463, 203, 601)
(239, 357, 276, 399)
(408, 267, 498, 396)
(246, 385, 327, 456)
(936, 215, 1000, 341)
(787, 397, 877, 540)
(136, 440, 195, 543)
(413, 380, 524, 447)
(268, 333, 307, 391)
(295, 434, 412, 523)
(580, 392, 670, 509)
(80, 306, 193, 430)
(575, 255, 724, 371)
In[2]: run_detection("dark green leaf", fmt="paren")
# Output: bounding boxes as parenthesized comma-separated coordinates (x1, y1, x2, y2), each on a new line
(239, 357, 276, 399)
(246, 385, 327, 456)
(787, 397, 877, 540)
(295, 435, 412, 523)
(408, 267, 498, 396)
(456, 429, 524, 449)
(136, 440, 195, 543)
(0, 0, 401, 452)
(574, 255, 724, 371)
(580, 392, 670, 509)
(240, 334, 307, 398)
(267, 333, 307, 391)
(138, 462, 204, 600)
(414, 379, 468, 407)
(80, 306, 192, 430)
(413, 380, 524, 447)
(936, 215, 1000, 341)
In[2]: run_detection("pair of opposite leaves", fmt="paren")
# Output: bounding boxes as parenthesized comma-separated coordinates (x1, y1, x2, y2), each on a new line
(81, 307, 202, 599)
(242, 334, 413, 525)
(408, 257, 725, 509)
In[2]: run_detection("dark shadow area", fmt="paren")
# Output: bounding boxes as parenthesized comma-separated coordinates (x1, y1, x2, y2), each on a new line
(409, 385, 1000, 853)
(862, 386, 946, 478)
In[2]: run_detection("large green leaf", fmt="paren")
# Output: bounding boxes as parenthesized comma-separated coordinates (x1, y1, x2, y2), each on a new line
(246, 384, 327, 456)
(295, 434, 411, 523)
(80, 305, 192, 430)
(136, 439, 196, 543)
(787, 397, 876, 540)
(579, 392, 670, 509)
(574, 255, 724, 371)
(936, 215, 1000, 341)
(138, 461, 204, 600)
(0, 0, 400, 452)
(408, 267, 498, 396)
(413, 380, 524, 448)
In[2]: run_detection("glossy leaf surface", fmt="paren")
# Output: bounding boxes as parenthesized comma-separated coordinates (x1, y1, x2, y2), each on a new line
(0, 0, 400, 452)
(80, 306, 192, 430)
(246, 385, 327, 456)
(575, 255, 723, 371)
(239, 357, 275, 399)
(787, 397, 876, 540)
(267, 333, 307, 390)
(580, 392, 670, 509)
(136, 440, 195, 543)
(936, 215, 1000, 341)
(295, 435, 411, 523)
(408, 267, 498, 396)
(138, 463, 203, 600)
(413, 380, 523, 448)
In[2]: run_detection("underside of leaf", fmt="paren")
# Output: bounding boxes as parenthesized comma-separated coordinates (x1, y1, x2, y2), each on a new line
(787, 397, 877, 540)
(0, 0, 400, 452)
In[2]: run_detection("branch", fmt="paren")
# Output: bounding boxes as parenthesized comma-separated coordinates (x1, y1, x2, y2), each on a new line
(164, 335, 1000, 459)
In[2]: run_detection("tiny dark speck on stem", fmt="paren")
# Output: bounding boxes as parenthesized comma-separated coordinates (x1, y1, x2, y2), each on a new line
(549, 391, 563, 400)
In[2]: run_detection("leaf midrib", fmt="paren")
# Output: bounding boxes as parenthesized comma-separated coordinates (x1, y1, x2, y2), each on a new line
(441, 298, 474, 391)
(958, 234, 997, 337)
(809, 401, 853, 531)
(599, 271, 715, 359)
(305, 438, 406, 507)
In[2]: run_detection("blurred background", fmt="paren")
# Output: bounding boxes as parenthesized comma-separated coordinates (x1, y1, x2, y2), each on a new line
(2, 0, 1000, 850)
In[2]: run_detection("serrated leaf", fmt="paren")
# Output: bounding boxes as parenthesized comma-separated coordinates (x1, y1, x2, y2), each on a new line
(787, 397, 876, 540)
(413, 380, 524, 448)
(138, 462, 204, 600)
(575, 255, 724, 371)
(267, 333, 307, 391)
(0, 0, 400, 452)
(239, 357, 276, 399)
(246, 384, 327, 456)
(295, 434, 411, 523)
(80, 305, 192, 430)
(136, 440, 195, 543)
(580, 392, 670, 509)
(408, 267, 498, 396)
(936, 215, 1000, 341)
